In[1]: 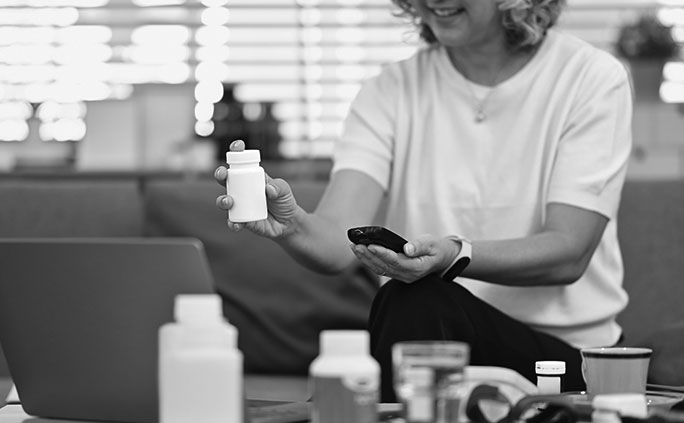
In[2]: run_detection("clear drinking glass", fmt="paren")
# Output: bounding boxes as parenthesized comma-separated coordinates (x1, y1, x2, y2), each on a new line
(393, 341, 470, 423)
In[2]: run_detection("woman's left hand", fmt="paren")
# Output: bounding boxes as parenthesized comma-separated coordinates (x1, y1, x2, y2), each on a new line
(350, 234, 458, 283)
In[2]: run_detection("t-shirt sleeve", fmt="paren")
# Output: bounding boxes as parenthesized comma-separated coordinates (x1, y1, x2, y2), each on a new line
(331, 66, 399, 190)
(547, 52, 633, 219)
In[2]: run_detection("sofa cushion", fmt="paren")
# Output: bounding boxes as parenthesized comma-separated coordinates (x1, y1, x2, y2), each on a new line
(616, 179, 684, 346)
(142, 177, 377, 375)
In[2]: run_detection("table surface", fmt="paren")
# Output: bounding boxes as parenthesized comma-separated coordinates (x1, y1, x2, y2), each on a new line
(4, 376, 684, 423)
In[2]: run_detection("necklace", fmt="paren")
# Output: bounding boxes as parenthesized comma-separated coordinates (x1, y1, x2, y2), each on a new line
(462, 65, 508, 123)
(464, 83, 495, 123)
(458, 51, 524, 123)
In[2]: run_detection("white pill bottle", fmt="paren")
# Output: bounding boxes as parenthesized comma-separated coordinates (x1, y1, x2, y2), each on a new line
(535, 360, 565, 394)
(158, 294, 243, 423)
(226, 149, 268, 223)
(309, 330, 380, 423)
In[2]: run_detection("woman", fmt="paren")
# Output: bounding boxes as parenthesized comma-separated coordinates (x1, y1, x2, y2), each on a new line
(216, 0, 632, 401)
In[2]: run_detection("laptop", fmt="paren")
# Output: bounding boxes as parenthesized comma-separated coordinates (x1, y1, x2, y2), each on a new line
(0, 238, 216, 423)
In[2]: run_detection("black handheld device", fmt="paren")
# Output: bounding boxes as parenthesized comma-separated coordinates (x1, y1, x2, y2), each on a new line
(347, 226, 408, 253)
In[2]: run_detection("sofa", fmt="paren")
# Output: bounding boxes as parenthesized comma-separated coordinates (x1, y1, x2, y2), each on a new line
(1, 165, 683, 392)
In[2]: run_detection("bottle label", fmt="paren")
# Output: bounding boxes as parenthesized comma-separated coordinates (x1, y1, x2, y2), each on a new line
(226, 168, 267, 222)
(536, 376, 562, 394)
(311, 375, 378, 423)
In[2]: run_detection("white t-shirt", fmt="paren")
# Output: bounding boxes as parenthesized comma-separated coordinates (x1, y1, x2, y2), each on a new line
(332, 30, 633, 349)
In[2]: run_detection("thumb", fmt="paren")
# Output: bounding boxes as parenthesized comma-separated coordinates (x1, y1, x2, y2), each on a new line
(403, 240, 424, 257)
(266, 177, 293, 200)
(403, 235, 438, 257)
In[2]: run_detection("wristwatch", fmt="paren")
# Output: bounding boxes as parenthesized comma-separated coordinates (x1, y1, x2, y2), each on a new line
(441, 235, 472, 281)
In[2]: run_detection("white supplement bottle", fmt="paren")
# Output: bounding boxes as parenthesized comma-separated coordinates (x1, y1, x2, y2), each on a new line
(226, 149, 268, 222)
(535, 361, 565, 394)
(309, 330, 380, 423)
(159, 294, 243, 423)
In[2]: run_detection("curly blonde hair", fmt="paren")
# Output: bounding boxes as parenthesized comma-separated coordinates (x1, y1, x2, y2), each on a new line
(391, 0, 566, 50)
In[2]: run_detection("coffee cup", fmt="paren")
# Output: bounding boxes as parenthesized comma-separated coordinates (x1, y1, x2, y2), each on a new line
(580, 347, 652, 395)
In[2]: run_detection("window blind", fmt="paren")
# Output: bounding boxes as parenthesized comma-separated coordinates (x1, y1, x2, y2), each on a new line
(0, 0, 681, 159)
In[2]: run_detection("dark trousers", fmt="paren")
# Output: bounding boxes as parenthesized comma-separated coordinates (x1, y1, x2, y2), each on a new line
(368, 274, 586, 402)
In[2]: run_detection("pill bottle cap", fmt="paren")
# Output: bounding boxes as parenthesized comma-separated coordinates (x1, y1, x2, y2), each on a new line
(226, 149, 261, 164)
(174, 294, 224, 324)
(320, 330, 369, 356)
(592, 394, 648, 418)
(535, 361, 566, 375)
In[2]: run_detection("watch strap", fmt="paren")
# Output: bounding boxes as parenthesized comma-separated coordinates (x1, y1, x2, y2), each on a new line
(441, 235, 472, 281)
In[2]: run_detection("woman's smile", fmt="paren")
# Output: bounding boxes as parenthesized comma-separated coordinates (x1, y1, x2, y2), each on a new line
(428, 6, 465, 18)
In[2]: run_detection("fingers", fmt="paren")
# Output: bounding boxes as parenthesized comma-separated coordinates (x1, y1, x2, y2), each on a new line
(214, 166, 228, 186)
(230, 139, 246, 151)
(228, 221, 243, 232)
(215, 139, 246, 186)
(216, 194, 233, 210)
(215, 194, 243, 231)
(350, 244, 399, 275)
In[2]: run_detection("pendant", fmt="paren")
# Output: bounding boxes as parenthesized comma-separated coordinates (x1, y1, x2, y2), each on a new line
(475, 110, 486, 123)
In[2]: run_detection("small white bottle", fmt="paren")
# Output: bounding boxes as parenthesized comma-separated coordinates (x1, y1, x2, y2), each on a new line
(159, 294, 243, 423)
(309, 330, 380, 423)
(535, 361, 565, 394)
(226, 148, 268, 223)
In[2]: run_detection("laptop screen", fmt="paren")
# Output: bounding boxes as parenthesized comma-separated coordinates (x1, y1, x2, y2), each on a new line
(0, 238, 216, 423)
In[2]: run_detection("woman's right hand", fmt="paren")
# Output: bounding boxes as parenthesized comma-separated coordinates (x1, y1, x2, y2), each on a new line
(215, 140, 300, 239)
